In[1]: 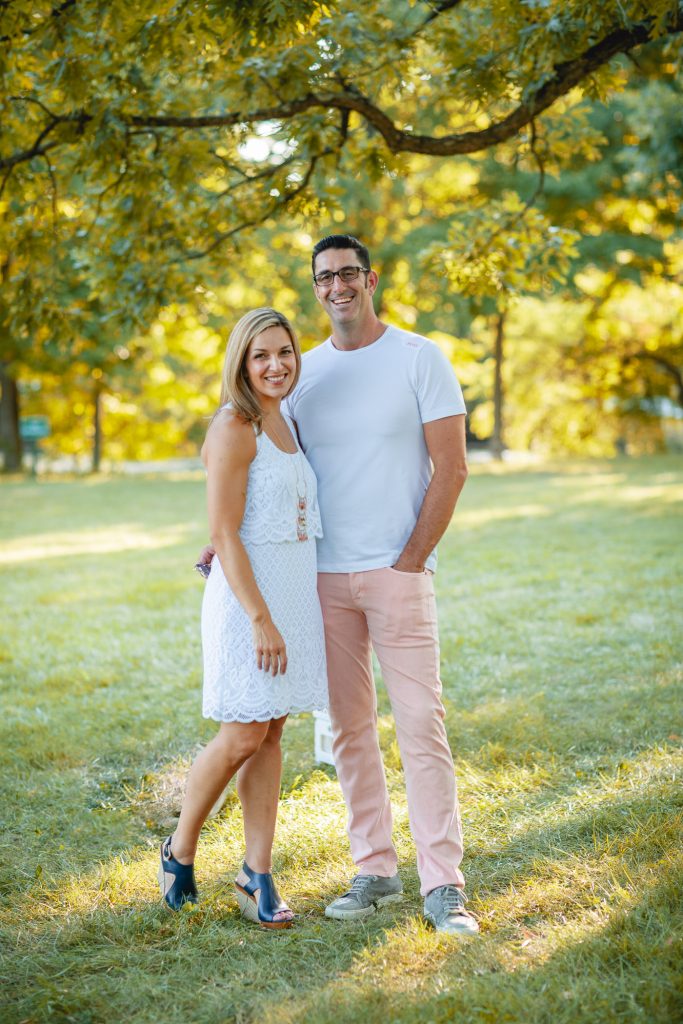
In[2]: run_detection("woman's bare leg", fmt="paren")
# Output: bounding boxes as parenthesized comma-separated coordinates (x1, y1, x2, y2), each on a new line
(170, 720, 269, 864)
(236, 716, 288, 872)
(235, 716, 291, 922)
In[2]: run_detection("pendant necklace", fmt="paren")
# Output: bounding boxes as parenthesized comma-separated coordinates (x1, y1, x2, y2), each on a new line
(266, 413, 308, 542)
(292, 452, 308, 543)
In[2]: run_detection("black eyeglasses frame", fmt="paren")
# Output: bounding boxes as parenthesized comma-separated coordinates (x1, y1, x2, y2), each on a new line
(312, 266, 371, 287)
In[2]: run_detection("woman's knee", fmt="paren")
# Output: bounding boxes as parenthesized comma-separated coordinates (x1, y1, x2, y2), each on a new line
(215, 723, 268, 765)
(263, 715, 287, 746)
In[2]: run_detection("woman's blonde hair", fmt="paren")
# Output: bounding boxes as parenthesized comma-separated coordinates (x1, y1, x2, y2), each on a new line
(218, 308, 301, 431)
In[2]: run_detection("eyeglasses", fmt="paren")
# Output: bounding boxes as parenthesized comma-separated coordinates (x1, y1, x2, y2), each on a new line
(312, 266, 370, 287)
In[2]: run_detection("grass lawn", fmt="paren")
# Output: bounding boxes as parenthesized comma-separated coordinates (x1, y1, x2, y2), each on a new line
(1, 456, 681, 1024)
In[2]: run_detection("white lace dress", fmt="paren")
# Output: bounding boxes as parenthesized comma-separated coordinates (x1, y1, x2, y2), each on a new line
(201, 418, 328, 722)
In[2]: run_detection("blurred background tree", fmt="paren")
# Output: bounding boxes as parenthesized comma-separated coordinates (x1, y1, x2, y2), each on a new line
(1, 0, 681, 468)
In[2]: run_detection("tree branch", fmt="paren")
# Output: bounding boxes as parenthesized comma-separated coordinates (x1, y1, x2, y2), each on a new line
(0, 164, 13, 200)
(42, 154, 59, 231)
(9, 94, 62, 119)
(179, 148, 330, 261)
(209, 150, 299, 202)
(630, 351, 683, 406)
(420, 0, 466, 27)
(320, 15, 683, 156)
(524, 119, 546, 209)
(0, 0, 77, 44)
(2, 11, 681, 173)
(92, 12, 683, 155)
(0, 110, 85, 171)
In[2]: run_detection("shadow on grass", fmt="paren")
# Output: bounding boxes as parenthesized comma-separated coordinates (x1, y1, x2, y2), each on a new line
(2, 461, 681, 1022)
(2, 743, 680, 1024)
(263, 862, 683, 1024)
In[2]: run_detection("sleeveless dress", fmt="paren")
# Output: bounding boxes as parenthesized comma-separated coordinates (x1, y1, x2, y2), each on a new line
(201, 414, 328, 722)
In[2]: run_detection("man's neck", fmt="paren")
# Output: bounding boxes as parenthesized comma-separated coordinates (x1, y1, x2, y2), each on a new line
(330, 317, 388, 351)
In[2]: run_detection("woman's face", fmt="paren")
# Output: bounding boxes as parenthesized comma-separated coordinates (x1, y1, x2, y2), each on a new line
(244, 325, 297, 403)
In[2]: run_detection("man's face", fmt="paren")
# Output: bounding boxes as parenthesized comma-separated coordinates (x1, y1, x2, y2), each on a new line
(312, 248, 378, 327)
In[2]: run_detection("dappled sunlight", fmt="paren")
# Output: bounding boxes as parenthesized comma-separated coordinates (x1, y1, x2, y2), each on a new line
(2, 766, 350, 927)
(314, 866, 677, 1023)
(454, 503, 550, 527)
(457, 754, 555, 801)
(470, 810, 681, 941)
(2, 740, 680, 1024)
(0, 524, 193, 564)
(444, 693, 561, 763)
(255, 762, 682, 1022)
(510, 747, 683, 836)
(457, 743, 681, 846)
(570, 481, 683, 507)
(256, 841, 682, 1023)
(306, 914, 468, 999)
(3, 463, 681, 1024)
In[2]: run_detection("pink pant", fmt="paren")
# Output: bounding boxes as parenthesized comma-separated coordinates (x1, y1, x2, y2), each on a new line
(317, 568, 465, 896)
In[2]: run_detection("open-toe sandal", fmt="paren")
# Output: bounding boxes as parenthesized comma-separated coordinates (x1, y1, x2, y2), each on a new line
(234, 862, 294, 930)
(158, 835, 198, 911)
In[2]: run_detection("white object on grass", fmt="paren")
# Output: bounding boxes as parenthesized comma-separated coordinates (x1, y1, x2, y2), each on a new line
(314, 711, 335, 767)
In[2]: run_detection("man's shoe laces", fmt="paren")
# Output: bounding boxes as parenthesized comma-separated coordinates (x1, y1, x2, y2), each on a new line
(345, 874, 376, 897)
(437, 885, 468, 912)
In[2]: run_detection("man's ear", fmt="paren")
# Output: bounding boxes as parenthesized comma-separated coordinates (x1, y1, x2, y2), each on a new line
(367, 269, 379, 295)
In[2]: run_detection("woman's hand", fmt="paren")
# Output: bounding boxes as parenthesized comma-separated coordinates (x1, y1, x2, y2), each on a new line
(251, 616, 288, 676)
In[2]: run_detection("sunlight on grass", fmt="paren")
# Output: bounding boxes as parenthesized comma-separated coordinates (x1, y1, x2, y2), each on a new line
(452, 503, 550, 526)
(572, 481, 683, 506)
(0, 523, 193, 563)
(1, 459, 681, 1024)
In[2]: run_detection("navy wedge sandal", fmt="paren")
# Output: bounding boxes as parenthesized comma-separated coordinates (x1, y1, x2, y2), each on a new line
(158, 835, 199, 911)
(234, 862, 294, 930)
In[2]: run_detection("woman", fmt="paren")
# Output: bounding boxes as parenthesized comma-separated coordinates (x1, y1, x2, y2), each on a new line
(158, 308, 327, 928)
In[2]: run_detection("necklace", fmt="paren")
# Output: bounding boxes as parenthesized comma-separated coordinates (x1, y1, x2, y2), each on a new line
(292, 450, 308, 543)
(265, 413, 296, 453)
(264, 413, 308, 542)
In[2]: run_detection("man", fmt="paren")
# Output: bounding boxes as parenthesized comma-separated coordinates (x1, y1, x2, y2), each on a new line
(288, 235, 476, 936)
(203, 234, 477, 935)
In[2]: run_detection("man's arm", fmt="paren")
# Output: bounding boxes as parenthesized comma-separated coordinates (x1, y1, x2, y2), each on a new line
(393, 414, 468, 572)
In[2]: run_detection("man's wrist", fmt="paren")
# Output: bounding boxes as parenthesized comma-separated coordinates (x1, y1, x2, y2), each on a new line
(392, 555, 425, 573)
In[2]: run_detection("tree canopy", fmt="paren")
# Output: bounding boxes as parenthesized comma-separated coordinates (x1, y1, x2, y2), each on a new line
(1, 0, 682, 466)
(3, 1, 682, 325)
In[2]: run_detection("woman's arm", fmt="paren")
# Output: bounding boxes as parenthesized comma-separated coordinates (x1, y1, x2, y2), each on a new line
(202, 411, 288, 675)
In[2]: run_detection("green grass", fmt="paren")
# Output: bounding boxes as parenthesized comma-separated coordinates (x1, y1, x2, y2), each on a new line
(1, 457, 681, 1024)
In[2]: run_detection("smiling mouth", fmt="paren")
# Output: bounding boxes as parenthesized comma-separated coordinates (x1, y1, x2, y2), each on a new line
(331, 296, 354, 306)
(264, 374, 287, 384)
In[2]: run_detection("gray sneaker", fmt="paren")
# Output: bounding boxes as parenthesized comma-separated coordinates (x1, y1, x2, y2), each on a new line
(325, 873, 403, 920)
(423, 885, 479, 936)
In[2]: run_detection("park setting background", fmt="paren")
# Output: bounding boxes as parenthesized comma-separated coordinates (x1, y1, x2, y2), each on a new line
(1, 2, 682, 1023)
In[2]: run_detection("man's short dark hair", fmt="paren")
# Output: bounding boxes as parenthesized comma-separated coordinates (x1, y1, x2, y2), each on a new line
(312, 235, 371, 274)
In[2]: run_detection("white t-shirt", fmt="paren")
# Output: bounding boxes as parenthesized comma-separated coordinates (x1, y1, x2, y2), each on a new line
(286, 325, 466, 573)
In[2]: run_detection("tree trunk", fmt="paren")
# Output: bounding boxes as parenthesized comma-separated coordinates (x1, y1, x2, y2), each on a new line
(0, 363, 22, 472)
(92, 382, 103, 472)
(490, 310, 506, 460)
(632, 351, 683, 408)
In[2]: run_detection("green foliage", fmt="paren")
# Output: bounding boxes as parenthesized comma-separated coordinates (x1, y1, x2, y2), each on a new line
(423, 192, 580, 303)
(1, 1, 682, 463)
(461, 284, 683, 453)
(211, 0, 331, 42)
(2, 0, 681, 337)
